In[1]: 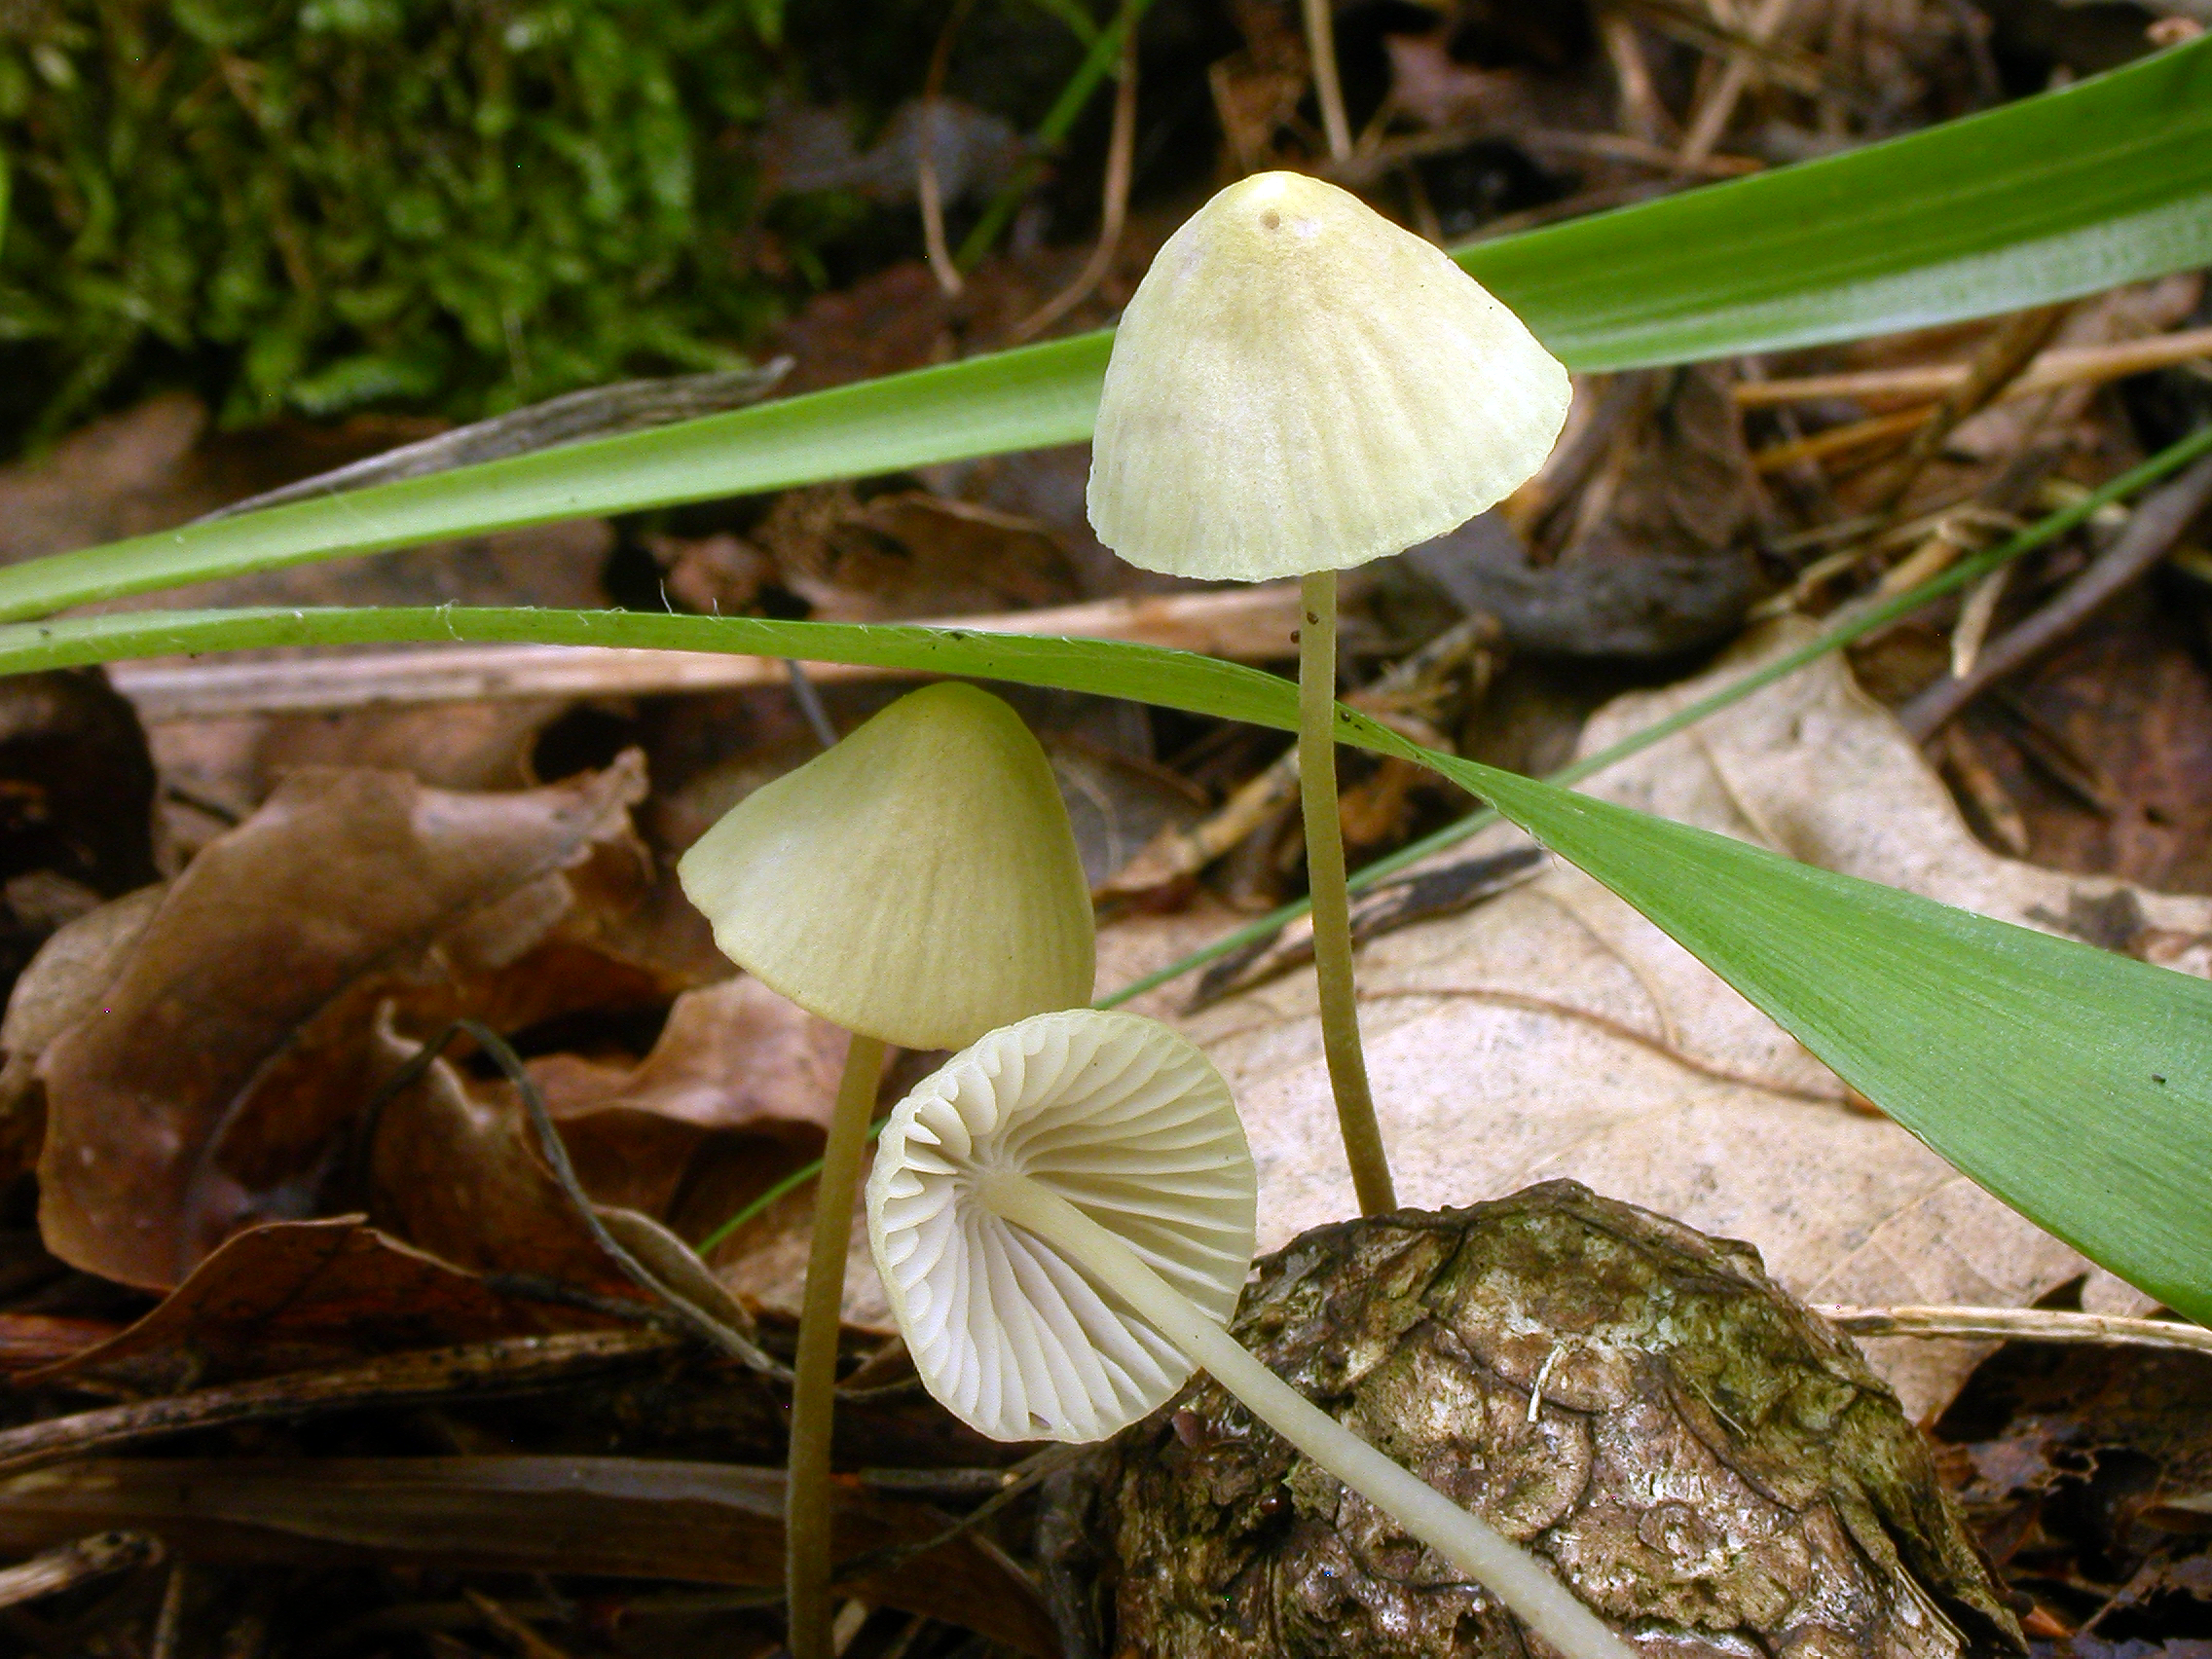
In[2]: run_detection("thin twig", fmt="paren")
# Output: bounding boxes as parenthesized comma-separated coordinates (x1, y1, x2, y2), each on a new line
(1006, 23, 1138, 346)
(1303, 0, 1352, 160)
(918, 0, 977, 299)
(1900, 451, 2212, 738)
(0, 1532, 163, 1611)
(1600, 12, 1675, 142)
(150, 1561, 191, 1659)
(1677, 0, 1797, 166)
(1751, 406, 1932, 474)
(462, 1588, 576, 1659)
(955, 0, 1160, 267)
(0, 1332, 672, 1483)
(1734, 325, 2212, 408)
(460, 1020, 787, 1378)
(1323, 124, 1757, 189)
(1818, 1305, 2212, 1355)
(1861, 304, 2074, 516)
(831, 1444, 1088, 1586)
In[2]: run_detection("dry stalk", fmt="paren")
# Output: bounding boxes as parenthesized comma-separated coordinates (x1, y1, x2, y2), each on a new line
(1819, 1305, 2212, 1355)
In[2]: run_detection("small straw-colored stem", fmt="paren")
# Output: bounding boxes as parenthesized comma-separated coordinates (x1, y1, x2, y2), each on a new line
(981, 1178, 1635, 1659)
(1299, 570, 1394, 1214)
(1302, 0, 1353, 161)
(785, 1031, 889, 1659)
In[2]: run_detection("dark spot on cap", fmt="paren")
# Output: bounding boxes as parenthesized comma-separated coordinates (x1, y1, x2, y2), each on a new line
(1262, 209, 1281, 230)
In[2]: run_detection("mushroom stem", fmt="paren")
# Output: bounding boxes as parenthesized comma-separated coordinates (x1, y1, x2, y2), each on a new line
(786, 1029, 889, 1659)
(1297, 568, 1395, 1214)
(977, 1174, 1637, 1659)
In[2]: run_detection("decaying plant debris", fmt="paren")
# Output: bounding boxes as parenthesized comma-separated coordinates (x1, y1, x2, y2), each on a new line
(1, 0, 2211, 1652)
(1086, 1184, 2022, 1659)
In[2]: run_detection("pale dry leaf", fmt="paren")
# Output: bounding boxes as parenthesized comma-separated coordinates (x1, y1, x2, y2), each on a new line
(1181, 620, 2212, 1419)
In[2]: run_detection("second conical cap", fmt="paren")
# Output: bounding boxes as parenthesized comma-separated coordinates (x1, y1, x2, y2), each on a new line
(1088, 171, 1570, 582)
(676, 682, 1095, 1051)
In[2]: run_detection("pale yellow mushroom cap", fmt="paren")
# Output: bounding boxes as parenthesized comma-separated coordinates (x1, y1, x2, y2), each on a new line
(676, 682, 1095, 1051)
(1087, 170, 1570, 582)
(866, 1009, 1257, 1442)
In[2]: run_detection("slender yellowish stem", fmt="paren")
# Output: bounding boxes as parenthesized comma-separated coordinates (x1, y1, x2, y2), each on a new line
(785, 1030, 889, 1659)
(1298, 570, 1394, 1214)
(979, 1177, 1636, 1659)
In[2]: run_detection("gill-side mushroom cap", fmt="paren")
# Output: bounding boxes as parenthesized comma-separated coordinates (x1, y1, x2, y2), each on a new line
(676, 682, 1095, 1052)
(1087, 170, 1571, 582)
(866, 1009, 1257, 1442)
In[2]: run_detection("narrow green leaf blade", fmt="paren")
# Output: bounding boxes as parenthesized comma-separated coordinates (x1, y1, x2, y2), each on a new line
(1487, 36, 2212, 369)
(2, 38, 2206, 621)
(7, 601, 2209, 1322)
(1382, 735, 2212, 1328)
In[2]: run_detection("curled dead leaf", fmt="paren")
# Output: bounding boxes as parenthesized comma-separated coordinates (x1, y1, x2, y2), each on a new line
(35, 756, 652, 1288)
(525, 975, 848, 1234)
(28, 1216, 598, 1393)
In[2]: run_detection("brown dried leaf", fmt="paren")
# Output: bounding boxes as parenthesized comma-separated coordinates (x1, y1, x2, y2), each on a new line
(757, 482, 1082, 622)
(0, 884, 166, 1187)
(369, 980, 837, 1308)
(28, 1217, 593, 1391)
(1955, 584, 2212, 895)
(527, 976, 847, 1232)
(35, 756, 652, 1288)
(365, 1014, 631, 1291)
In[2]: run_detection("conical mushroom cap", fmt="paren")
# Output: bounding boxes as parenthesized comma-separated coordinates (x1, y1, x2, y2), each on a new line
(866, 1009, 1256, 1443)
(1088, 170, 1570, 582)
(676, 682, 1094, 1051)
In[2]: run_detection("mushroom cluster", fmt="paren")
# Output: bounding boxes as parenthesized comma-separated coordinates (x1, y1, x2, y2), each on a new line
(868, 1009, 1636, 1659)
(678, 681, 1094, 1659)
(1087, 171, 1570, 1215)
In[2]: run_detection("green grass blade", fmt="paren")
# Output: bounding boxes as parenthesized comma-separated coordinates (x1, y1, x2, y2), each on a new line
(1099, 421, 2212, 1007)
(0, 333, 1111, 622)
(1, 38, 2206, 622)
(1488, 37, 2212, 370)
(1405, 743, 2212, 1328)
(7, 594, 2210, 1321)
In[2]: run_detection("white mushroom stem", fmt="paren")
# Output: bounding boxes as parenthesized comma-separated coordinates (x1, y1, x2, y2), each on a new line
(1298, 569, 1395, 1214)
(786, 1030, 889, 1659)
(977, 1173, 1638, 1659)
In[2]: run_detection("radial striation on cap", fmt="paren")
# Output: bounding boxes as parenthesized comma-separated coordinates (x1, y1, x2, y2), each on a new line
(1088, 170, 1571, 582)
(677, 682, 1095, 1052)
(866, 1009, 1258, 1443)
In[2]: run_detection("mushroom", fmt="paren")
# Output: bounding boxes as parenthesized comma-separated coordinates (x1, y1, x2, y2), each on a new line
(868, 1008, 1636, 1659)
(678, 681, 1094, 1659)
(1087, 170, 1570, 1215)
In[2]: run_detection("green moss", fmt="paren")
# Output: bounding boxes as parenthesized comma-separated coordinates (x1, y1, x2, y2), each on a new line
(0, 0, 792, 440)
